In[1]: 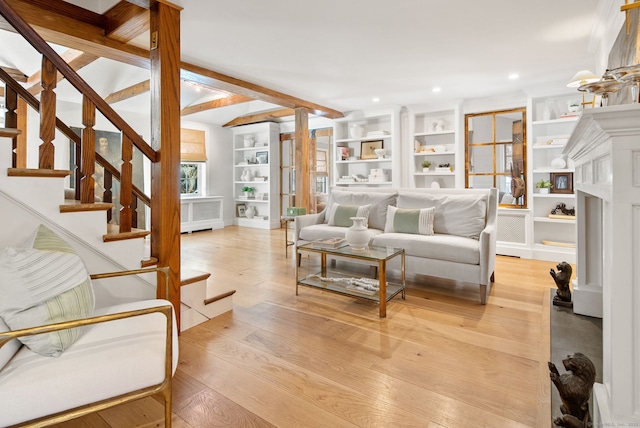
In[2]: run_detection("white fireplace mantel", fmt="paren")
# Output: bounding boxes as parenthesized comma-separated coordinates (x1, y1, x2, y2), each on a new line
(564, 104, 640, 424)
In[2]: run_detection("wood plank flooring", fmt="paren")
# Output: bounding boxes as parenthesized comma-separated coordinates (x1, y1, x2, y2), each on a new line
(55, 225, 560, 427)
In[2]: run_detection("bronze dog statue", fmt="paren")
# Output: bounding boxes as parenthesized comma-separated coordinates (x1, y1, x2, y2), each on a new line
(550, 261, 572, 306)
(549, 353, 596, 427)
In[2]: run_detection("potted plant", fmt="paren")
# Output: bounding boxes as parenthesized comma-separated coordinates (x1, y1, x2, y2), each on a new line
(535, 178, 552, 194)
(241, 186, 255, 198)
(421, 160, 431, 172)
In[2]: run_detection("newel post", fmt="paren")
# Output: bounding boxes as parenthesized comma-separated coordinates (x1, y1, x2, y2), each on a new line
(149, 0, 182, 329)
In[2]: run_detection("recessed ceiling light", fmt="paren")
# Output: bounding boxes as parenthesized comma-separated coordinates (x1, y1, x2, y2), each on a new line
(508, 73, 519, 80)
(372, 97, 380, 103)
(432, 87, 441, 93)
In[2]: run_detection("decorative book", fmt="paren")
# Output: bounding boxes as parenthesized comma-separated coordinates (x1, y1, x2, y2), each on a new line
(312, 237, 347, 249)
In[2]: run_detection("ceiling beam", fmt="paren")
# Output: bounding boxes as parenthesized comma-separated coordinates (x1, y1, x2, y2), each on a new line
(181, 94, 252, 116)
(0, 66, 27, 82)
(181, 64, 343, 119)
(20, 0, 104, 27)
(26, 49, 98, 95)
(0, 0, 344, 119)
(0, 0, 152, 68)
(105, 79, 150, 104)
(103, 1, 149, 43)
(223, 108, 296, 127)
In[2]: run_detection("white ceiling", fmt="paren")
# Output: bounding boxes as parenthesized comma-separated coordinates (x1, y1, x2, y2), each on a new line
(1, 0, 606, 126)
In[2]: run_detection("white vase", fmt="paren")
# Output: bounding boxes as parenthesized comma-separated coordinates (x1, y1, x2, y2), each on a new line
(538, 188, 550, 194)
(349, 124, 364, 139)
(245, 206, 256, 219)
(550, 155, 567, 169)
(345, 217, 370, 250)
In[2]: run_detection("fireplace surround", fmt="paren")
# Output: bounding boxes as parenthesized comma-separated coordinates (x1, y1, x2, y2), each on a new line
(564, 104, 640, 424)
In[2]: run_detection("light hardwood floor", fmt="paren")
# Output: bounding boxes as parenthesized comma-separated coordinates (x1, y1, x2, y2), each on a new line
(58, 225, 558, 428)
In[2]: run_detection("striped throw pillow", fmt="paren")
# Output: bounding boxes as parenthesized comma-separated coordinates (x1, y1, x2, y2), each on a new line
(0, 225, 94, 357)
(384, 205, 435, 235)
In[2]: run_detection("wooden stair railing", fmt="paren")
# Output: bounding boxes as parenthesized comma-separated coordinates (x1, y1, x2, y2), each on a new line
(0, 68, 151, 229)
(0, 0, 182, 331)
(0, 0, 157, 234)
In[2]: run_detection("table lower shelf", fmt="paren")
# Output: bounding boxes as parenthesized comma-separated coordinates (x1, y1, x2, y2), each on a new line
(297, 271, 404, 303)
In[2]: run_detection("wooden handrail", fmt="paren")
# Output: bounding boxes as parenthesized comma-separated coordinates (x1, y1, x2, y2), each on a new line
(0, 0, 157, 163)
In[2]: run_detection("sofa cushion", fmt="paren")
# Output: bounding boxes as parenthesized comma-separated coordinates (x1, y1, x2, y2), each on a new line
(299, 223, 383, 243)
(0, 299, 177, 427)
(327, 190, 397, 230)
(397, 192, 487, 239)
(0, 225, 95, 357)
(384, 205, 434, 235)
(372, 233, 480, 265)
(327, 203, 371, 227)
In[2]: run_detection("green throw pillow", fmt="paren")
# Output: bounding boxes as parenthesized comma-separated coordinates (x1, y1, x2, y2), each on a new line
(384, 205, 435, 235)
(0, 224, 95, 357)
(327, 203, 371, 227)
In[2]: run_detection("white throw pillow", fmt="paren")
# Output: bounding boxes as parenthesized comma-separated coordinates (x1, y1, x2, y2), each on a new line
(384, 205, 434, 235)
(0, 225, 95, 357)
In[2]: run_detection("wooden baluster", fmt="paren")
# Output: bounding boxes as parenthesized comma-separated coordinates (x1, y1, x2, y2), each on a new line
(80, 96, 96, 203)
(16, 98, 27, 169)
(73, 142, 81, 200)
(38, 56, 56, 169)
(104, 171, 113, 224)
(119, 134, 133, 232)
(131, 196, 139, 229)
(4, 85, 18, 168)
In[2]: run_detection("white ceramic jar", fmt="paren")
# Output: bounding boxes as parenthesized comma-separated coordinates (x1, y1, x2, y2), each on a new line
(345, 217, 370, 250)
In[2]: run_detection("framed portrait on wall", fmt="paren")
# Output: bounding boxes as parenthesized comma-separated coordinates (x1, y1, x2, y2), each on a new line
(69, 127, 145, 225)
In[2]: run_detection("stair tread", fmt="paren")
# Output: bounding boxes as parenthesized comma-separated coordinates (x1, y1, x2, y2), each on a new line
(60, 200, 113, 212)
(103, 224, 150, 242)
(8, 168, 72, 178)
(0, 127, 22, 138)
(181, 268, 211, 286)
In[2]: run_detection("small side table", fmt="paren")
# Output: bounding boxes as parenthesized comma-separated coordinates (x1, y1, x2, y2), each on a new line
(281, 215, 296, 257)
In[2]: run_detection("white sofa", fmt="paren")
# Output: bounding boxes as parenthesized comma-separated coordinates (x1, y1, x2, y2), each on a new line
(294, 187, 498, 304)
(0, 224, 178, 427)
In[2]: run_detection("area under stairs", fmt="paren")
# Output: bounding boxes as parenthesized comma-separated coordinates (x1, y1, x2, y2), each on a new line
(1, 132, 234, 332)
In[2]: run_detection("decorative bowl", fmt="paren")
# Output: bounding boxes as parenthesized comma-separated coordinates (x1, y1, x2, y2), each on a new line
(374, 148, 387, 159)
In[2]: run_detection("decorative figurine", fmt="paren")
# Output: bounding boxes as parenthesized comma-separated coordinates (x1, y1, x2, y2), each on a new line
(548, 353, 596, 427)
(550, 261, 573, 307)
(551, 203, 575, 216)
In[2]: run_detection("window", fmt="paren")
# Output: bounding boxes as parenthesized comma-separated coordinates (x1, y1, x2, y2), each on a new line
(180, 162, 206, 196)
(465, 108, 527, 207)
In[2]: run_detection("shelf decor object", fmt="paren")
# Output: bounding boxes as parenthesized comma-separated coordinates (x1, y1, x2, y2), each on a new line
(360, 140, 383, 160)
(550, 172, 573, 194)
(604, 64, 640, 104)
(578, 76, 625, 107)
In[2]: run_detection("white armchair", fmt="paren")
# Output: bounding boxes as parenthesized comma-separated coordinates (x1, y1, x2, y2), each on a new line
(0, 266, 178, 427)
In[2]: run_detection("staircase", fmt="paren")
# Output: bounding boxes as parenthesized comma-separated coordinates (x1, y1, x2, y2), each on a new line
(0, 131, 234, 331)
(0, 0, 236, 332)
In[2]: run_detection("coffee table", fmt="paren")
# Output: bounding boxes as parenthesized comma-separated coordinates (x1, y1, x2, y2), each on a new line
(296, 242, 405, 318)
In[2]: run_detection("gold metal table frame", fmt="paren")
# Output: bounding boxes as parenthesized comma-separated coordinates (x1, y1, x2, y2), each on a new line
(296, 243, 405, 318)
